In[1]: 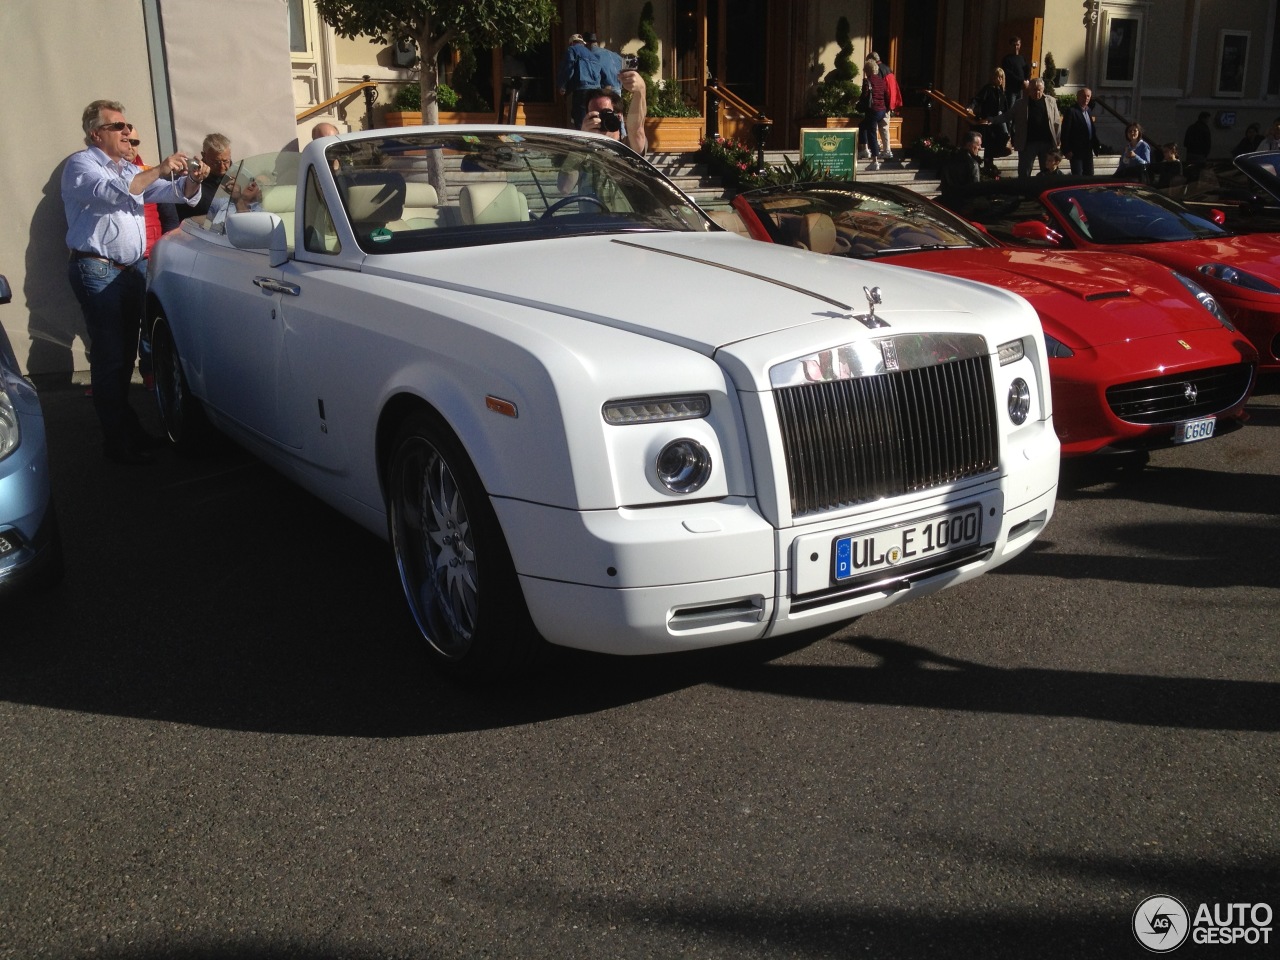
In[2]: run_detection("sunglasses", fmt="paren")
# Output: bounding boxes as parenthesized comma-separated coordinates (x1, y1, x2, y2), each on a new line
(127, 138, 141, 147)
(99, 121, 135, 132)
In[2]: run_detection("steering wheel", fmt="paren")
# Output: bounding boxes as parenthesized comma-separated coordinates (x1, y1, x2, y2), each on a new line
(541, 194, 607, 218)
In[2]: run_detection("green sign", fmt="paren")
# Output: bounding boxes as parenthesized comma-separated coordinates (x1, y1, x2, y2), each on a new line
(799, 127, 858, 179)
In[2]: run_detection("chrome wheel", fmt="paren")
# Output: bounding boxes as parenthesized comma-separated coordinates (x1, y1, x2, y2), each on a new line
(386, 412, 539, 676)
(392, 434, 478, 657)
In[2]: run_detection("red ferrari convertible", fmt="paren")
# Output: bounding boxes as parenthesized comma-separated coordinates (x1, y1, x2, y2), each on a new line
(936, 177, 1280, 373)
(732, 181, 1257, 456)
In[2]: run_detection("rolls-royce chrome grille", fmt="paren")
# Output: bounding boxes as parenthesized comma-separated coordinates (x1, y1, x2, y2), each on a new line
(773, 337, 1000, 517)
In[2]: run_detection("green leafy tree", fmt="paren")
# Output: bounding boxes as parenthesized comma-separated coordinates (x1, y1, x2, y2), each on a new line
(637, 2, 660, 77)
(825, 16, 856, 85)
(314, 0, 557, 125)
(810, 16, 860, 117)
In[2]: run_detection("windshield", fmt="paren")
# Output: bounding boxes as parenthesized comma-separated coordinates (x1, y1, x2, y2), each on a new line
(319, 130, 713, 254)
(740, 185, 991, 258)
(1044, 184, 1229, 243)
(1236, 150, 1280, 200)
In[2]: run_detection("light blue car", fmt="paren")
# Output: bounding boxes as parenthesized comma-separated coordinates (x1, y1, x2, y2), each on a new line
(0, 274, 63, 597)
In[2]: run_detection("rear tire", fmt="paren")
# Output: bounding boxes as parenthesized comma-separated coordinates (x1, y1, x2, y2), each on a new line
(385, 410, 539, 679)
(151, 314, 210, 454)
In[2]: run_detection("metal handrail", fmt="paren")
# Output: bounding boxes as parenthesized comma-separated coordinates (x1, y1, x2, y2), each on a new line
(1090, 95, 1133, 130)
(704, 78, 773, 172)
(706, 78, 772, 124)
(923, 87, 977, 122)
(297, 76, 379, 130)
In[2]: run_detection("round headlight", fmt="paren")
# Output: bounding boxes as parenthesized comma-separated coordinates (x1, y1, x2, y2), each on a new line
(1007, 378, 1031, 425)
(655, 439, 712, 494)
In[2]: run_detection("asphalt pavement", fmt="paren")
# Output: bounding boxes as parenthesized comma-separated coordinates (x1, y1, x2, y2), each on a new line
(1, 375, 1277, 959)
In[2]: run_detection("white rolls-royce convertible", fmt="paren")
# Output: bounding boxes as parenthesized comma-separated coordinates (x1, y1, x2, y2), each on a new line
(146, 127, 1059, 677)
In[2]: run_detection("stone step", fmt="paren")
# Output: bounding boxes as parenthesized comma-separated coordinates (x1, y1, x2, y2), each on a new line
(649, 148, 1025, 209)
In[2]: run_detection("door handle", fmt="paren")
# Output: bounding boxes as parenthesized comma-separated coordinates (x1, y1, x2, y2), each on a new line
(253, 277, 300, 296)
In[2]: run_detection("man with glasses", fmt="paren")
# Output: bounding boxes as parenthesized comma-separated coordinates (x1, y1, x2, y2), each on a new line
(176, 133, 234, 221)
(61, 99, 207, 463)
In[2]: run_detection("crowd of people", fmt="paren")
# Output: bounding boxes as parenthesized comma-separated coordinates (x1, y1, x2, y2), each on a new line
(944, 34, 1280, 194)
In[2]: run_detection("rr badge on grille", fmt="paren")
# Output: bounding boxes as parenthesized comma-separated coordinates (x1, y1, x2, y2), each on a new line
(879, 338, 900, 372)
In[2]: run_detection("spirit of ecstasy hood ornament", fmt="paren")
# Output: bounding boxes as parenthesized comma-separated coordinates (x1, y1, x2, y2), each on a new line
(855, 285, 889, 329)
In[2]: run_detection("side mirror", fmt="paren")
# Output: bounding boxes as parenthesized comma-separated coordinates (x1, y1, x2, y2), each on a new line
(1012, 219, 1063, 245)
(226, 211, 290, 267)
(1209, 208, 1226, 226)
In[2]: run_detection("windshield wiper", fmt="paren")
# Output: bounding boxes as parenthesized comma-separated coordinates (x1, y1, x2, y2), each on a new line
(871, 243, 971, 256)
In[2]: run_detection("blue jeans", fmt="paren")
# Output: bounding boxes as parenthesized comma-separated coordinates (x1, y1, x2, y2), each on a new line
(67, 257, 147, 451)
(861, 110, 887, 159)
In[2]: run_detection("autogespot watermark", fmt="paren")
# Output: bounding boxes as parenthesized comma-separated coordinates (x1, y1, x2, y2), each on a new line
(1132, 895, 1273, 952)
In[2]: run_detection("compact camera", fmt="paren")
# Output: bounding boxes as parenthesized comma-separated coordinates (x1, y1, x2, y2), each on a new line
(597, 109, 623, 133)
(623, 54, 640, 70)
(186, 158, 202, 176)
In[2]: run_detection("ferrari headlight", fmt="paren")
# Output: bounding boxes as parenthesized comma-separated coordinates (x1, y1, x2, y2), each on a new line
(1196, 263, 1280, 294)
(1173, 271, 1235, 329)
(655, 439, 712, 493)
(1044, 334, 1075, 359)
(0, 380, 19, 461)
(603, 394, 710, 425)
(1006, 378, 1030, 425)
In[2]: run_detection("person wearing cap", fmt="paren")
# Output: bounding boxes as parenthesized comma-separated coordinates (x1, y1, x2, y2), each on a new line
(558, 33, 602, 129)
(61, 99, 207, 463)
(587, 33, 625, 92)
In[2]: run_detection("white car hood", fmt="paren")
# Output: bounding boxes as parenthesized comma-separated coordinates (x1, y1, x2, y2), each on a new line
(360, 232, 1035, 381)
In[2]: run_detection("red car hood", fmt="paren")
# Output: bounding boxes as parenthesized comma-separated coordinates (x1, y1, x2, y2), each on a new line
(883, 247, 1228, 349)
(1109, 233, 1280, 277)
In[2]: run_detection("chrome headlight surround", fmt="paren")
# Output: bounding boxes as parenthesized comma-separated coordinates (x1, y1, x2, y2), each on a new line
(1006, 378, 1031, 425)
(1173, 270, 1235, 329)
(655, 439, 713, 494)
(0, 378, 20, 462)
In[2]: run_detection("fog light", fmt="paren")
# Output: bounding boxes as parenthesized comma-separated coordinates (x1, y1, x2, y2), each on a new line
(655, 439, 712, 493)
(1007, 378, 1031, 425)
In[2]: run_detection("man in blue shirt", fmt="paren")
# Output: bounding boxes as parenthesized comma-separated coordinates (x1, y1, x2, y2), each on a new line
(557, 34, 603, 129)
(62, 99, 206, 463)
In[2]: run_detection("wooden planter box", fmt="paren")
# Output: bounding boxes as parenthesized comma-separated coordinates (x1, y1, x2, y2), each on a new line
(383, 110, 498, 127)
(644, 117, 706, 153)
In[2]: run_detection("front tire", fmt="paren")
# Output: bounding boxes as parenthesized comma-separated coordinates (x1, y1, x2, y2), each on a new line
(151, 314, 210, 454)
(386, 411, 538, 678)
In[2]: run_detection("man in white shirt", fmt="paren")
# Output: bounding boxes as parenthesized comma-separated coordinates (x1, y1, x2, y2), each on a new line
(62, 99, 206, 463)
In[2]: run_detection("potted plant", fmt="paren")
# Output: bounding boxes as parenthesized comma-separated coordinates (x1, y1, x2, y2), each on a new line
(383, 44, 493, 126)
(804, 16, 861, 128)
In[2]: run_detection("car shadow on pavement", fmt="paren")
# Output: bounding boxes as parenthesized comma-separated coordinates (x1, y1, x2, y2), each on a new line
(4, 382, 1275, 740)
(713, 636, 1279, 733)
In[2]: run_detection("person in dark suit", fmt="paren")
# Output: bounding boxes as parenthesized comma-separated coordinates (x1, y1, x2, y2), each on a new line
(941, 132, 985, 196)
(1060, 88, 1101, 175)
(1183, 111, 1212, 164)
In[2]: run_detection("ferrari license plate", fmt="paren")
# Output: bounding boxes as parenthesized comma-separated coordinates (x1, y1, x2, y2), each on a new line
(1174, 416, 1215, 444)
(833, 504, 982, 582)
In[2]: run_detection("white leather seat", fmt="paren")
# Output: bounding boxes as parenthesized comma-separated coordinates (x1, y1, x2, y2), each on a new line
(459, 182, 529, 225)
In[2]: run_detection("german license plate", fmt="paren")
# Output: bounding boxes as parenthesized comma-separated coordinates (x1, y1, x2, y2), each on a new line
(1174, 416, 1215, 444)
(833, 504, 983, 582)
